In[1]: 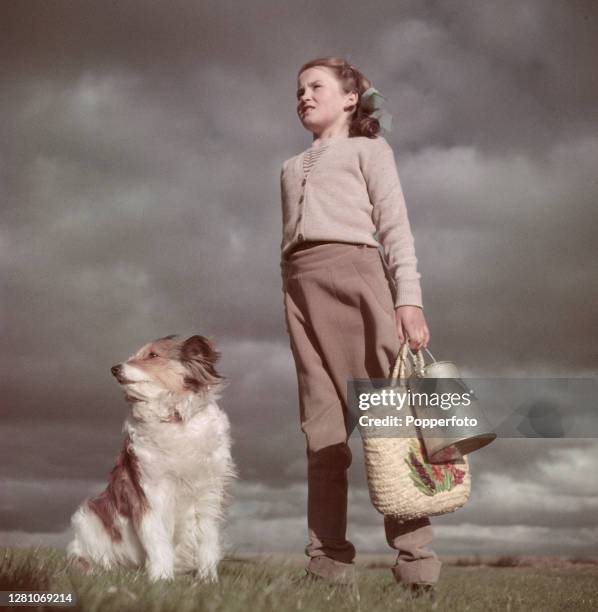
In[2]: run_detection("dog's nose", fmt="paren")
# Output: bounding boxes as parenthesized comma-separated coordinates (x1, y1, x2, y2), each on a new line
(111, 365, 121, 378)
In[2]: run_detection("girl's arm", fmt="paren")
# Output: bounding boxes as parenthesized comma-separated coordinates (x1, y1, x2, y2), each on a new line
(360, 137, 423, 310)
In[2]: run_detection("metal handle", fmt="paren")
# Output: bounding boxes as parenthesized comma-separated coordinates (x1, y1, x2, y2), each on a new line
(419, 346, 436, 363)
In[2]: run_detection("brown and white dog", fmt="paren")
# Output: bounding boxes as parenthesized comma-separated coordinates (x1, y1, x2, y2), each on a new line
(66, 335, 236, 582)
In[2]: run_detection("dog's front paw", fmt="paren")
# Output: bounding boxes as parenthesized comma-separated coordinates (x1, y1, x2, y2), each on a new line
(195, 566, 219, 583)
(147, 564, 175, 582)
(68, 555, 94, 576)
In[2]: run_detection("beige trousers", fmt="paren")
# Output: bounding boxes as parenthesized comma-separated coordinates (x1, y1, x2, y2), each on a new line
(282, 242, 441, 585)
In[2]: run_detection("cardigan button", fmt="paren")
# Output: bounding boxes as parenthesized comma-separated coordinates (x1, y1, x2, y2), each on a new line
(299, 195, 304, 203)
(298, 233, 304, 241)
(301, 178, 306, 186)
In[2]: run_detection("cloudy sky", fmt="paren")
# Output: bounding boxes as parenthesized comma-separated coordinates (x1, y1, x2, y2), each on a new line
(1, 0, 597, 559)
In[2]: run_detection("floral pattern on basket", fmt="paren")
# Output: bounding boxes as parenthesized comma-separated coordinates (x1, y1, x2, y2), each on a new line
(405, 439, 466, 497)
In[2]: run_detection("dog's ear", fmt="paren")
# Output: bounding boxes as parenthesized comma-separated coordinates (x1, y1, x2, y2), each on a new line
(181, 335, 220, 364)
(181, 335, 225, 392)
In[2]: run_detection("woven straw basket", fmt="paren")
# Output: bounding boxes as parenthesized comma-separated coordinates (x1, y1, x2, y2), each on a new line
(362, 342, 471, 520)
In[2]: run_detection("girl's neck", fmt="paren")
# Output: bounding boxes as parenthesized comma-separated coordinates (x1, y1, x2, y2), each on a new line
(311, 124, 350, 147)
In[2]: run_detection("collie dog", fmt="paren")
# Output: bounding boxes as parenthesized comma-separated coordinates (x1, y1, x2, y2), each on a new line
(66, 335, 236, 582)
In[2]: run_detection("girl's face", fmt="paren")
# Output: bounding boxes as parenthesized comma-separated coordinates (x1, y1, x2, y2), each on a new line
(296, 66, 357, 136)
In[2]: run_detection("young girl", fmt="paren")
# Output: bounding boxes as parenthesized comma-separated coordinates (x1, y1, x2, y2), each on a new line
(280, 57, 440, 596)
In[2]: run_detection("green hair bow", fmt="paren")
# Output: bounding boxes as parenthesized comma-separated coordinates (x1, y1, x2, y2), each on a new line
(359, 86, 393, 134)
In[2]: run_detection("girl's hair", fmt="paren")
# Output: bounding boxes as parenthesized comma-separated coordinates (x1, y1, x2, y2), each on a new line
(298, 57, 380, 138)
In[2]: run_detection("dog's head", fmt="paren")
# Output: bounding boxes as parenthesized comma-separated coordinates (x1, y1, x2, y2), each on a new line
(111, 335, 225, 405)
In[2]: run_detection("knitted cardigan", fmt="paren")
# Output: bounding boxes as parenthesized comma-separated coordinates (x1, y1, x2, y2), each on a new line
(280, 135, 423, 309)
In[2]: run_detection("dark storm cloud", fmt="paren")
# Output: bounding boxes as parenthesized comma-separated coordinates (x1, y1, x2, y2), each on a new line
(1, 0, 597, 554)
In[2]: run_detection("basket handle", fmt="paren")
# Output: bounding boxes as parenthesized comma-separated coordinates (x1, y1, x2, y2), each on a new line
(390, 341, 412, 386)
(390, 342, 436, 385)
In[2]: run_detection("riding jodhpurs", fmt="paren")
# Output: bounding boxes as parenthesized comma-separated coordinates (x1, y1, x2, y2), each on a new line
(281, 241, 441, 585)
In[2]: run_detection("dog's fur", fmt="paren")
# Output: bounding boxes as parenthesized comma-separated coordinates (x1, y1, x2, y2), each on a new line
(66, 334, 236, 582)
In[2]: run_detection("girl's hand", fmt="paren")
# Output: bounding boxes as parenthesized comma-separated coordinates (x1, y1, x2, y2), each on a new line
(395, 305, 430, 351)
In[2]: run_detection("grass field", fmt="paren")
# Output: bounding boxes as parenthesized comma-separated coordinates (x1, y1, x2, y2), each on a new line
(1, 547, 597, 611)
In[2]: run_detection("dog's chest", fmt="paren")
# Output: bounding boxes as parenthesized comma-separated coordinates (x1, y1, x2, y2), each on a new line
(131, 410, 231, 483)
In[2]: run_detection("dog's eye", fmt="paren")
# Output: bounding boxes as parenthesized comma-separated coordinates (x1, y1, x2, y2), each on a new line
(148, 352, 160, 359)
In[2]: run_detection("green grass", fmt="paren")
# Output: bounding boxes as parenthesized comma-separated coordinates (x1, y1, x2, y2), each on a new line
(1, 547, 598, 611)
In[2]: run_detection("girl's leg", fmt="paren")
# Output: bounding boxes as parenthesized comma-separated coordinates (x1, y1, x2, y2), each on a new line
(384, 516, 442, 585)
(284, 284, 356, 582)
(344, 247, 442, 586)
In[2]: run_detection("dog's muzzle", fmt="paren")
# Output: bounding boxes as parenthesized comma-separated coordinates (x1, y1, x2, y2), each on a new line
(111, 364, 127, 384)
